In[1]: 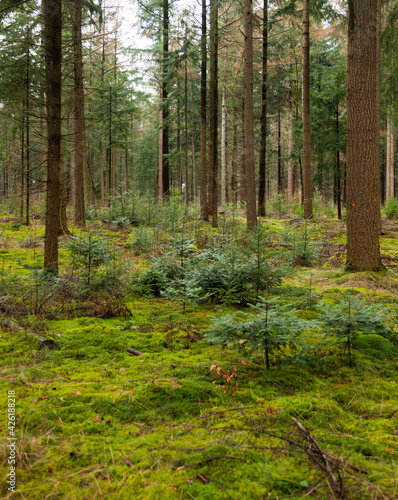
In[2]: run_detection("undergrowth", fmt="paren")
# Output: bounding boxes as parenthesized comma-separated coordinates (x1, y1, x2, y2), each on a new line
(0, 209, 397, 499)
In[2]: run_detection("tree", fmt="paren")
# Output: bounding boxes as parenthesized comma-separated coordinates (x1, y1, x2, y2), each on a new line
(302, 0, 313, 218)
(73, 0, 86, 227)
(200, 0, 207, 219)
(208, 0, 218, 227)
(258, 0, 268, 217)
(161, 0, 170, 197)
(346, 0, 382, 270)
(244, 0, 257, 230)
(43, 0, 62, 272)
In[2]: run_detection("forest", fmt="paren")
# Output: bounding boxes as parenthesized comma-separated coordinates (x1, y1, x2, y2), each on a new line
(0, 0, 398, 498)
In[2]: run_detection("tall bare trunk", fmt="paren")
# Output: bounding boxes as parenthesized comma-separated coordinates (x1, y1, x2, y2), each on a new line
(302, 0, 313, 218)
(258, 0, 268, 216)
(386, 112, 394, 200)
(221, 46, 227, 205)
(208, 0, 218, 227)
(100, 137, 105, 205)
(43, 0, 62, 272)
(244, 0, 257, 229)
(287, 97, 295, 202)
(162, 0, 170, 196)
(184, 56, 189, 206)
(200, 0, 208, 219)
(73, 0, 85, 227)
(191, 79, 197, 202)
(346, 0, 381, 270)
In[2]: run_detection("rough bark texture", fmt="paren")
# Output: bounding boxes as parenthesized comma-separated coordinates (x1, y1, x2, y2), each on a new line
(244, 0, 257, 230)
(346, 0, 381, 270)
(208, 0, 218, 227)
(43, 0, 62, 272)
(200, 0, 208, 219)
(302, 0, 313, 218)
(73, 0, 85, 227)
(258, 0, 268, 216)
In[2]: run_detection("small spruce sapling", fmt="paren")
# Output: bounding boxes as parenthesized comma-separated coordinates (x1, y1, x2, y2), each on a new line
(319, 292, 390, 366)
(206, 296, 314, 369)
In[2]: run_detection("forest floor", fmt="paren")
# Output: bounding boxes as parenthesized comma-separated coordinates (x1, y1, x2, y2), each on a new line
(0, 210, 398, 499)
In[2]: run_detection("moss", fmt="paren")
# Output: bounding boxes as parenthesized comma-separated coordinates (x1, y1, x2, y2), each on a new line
(1, 216, 398, 498)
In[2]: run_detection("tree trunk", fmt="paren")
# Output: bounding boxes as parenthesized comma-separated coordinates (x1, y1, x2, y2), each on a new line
(240, 97, 246, 205)
(162, 0, 170, 196)
(158, 91, 163, 198)
(244, 0, 257, 230)
(208, 0, 218, 227)
(184, 56, 189, 206)
(346, 0, 382, 270)
(287, 95, 295, 202)
(221, 46, 227, 205)
(43, 0, 62, 272)
(73, 0, 85, 227)
(335, 108, 342, 219)
(277, 110, 283, 194)
(231, 98, 238, 204)
(25, 33, 30, 226)
(386, 112, 394, 200)
(258, 0, 268, 216)
(59, 138, 69, 235)
(191, 79, 197, 202)
(302, 0, 313, 218)
(200, 0, 208, 219)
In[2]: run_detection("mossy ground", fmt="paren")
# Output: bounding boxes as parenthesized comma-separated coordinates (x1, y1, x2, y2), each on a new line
(1, 213, 398, 499)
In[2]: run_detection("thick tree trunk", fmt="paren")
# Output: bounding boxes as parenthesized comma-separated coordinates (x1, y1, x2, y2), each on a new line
(200, 0, 208, 219)
(346, 0, 381, 270)
(43, 0, 62, 272)
(244, 0, 257, 230)
(208, 0, 218, 227)
(302, 0, 313, 218)
(258, 0, 268, 217)
(73, 0, 85, 227)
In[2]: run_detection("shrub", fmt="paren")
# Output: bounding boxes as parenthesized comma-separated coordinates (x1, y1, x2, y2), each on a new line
(319, 293, 390, 366)
(383, 197, 398, 219)
(131, 227, 153, 254)
(206, 297, 314, 369)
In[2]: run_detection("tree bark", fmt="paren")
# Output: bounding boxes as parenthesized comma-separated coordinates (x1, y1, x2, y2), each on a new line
(287, 95, 296, 202)
(221, 46, 227, 205)
(73, 0, 85, 227)
(258, 0, 268, 216)
(346, 0, 382, 270)
(162, 0, 170, 197)
(43, 0, 62, 272)
(386, 112, 394, 200)
(244, 0, 257, 230)
(302, 0, 313, 218)
(208, 0, 218, 227)
(200, 0, 208, 219)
